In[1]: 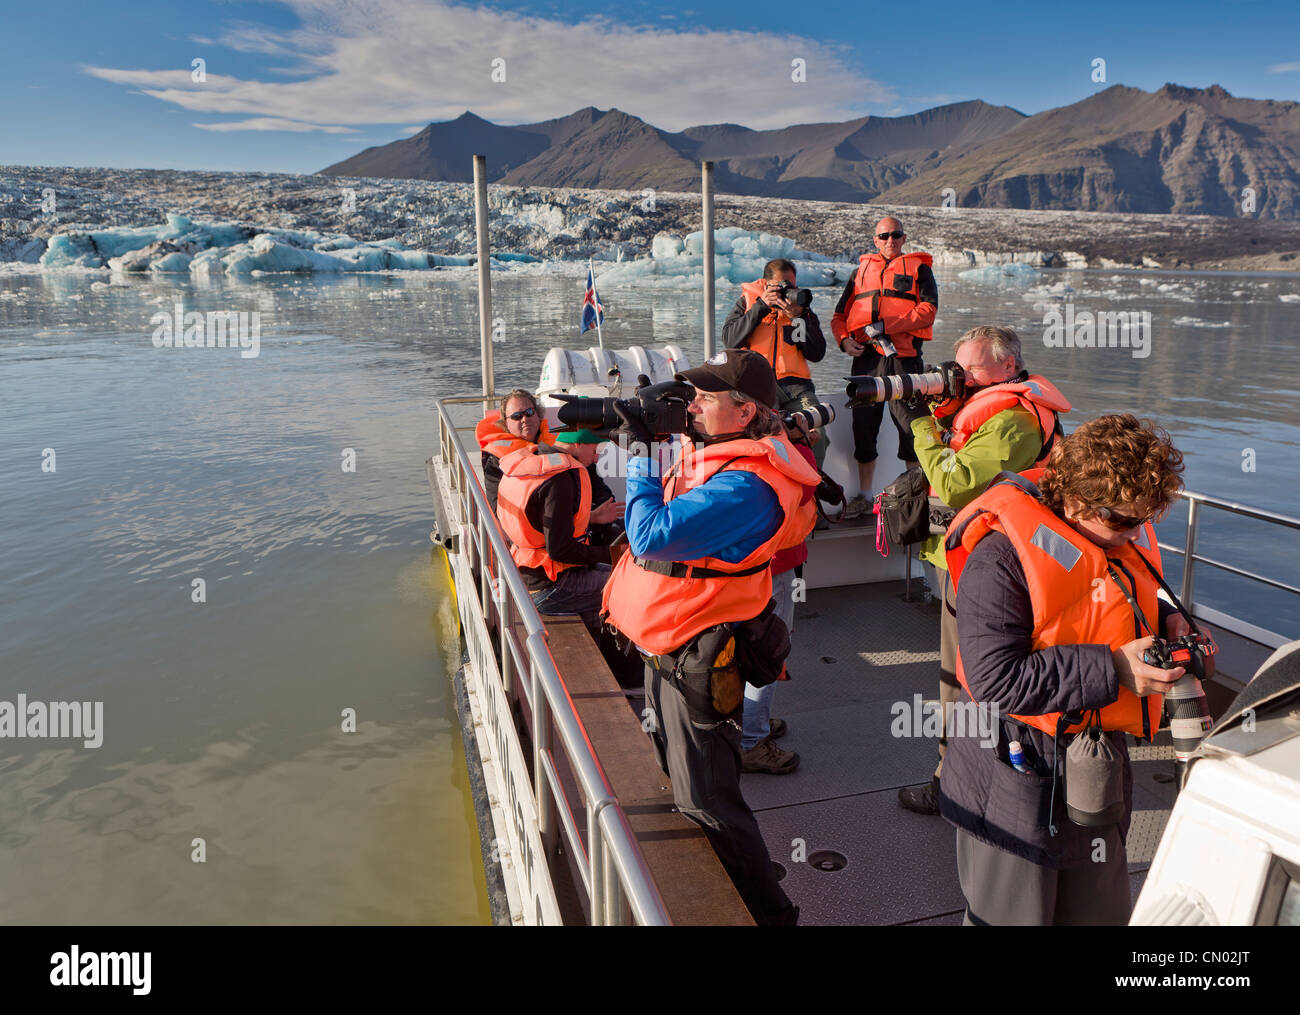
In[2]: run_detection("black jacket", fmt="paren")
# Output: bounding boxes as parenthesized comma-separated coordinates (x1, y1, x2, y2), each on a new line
(939, 531, 1174, 867)
(721, 296, 826, 370)
(516, 470, 612, 591)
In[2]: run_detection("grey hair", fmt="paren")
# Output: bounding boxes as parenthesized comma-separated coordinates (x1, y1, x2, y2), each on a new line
(953, 325, 1024, 372)
(725, 390, 784, 440)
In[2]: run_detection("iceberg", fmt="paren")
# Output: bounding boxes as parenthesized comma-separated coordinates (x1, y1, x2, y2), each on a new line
(958, 262, 1042, 282)
(599, 227, 850, 289)
(36, 215, 466, 276)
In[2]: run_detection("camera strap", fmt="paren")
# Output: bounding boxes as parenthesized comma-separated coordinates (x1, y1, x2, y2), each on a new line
(1105, 560, 1156, 640)
(1132, 553, 1203, 636)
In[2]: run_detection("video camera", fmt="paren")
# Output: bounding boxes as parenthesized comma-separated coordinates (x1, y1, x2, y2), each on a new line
(1144, 633, 1218, 764)
(845, 360, 966, 407)
(553, 377, 694, 440)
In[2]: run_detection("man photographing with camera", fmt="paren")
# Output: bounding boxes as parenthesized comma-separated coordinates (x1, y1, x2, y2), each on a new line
(600, 348, 820, 926)
(723, 258, 829, 468)
(895, 326, 1071, 815)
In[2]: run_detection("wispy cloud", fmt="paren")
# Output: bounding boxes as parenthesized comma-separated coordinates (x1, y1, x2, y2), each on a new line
(194, 117, 359, 133)
(1268, 62, 1300, 73)
(82, 0, 893, 133)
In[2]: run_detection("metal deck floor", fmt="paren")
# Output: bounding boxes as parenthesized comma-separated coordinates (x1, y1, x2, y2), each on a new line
(737, 580, 1177, 926)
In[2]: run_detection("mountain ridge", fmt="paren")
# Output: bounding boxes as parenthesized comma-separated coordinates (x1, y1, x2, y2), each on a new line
(320, 85, 1300, 219)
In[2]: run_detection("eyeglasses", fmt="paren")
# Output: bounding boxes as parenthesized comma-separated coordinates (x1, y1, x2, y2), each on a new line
(507, 407, 537, 421)
(876, 230, 905, 240)
(1093, 504, 1153, 531)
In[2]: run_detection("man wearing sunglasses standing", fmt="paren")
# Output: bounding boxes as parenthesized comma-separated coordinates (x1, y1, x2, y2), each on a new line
(831, 217, 938, 517)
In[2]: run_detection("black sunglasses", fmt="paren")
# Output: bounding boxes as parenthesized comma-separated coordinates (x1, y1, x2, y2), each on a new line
(876, 230, 905, 240)
(507, 407, 537, 421)
(1093, 504, 1152, 531)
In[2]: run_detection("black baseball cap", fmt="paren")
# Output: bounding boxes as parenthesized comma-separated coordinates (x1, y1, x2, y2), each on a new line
(675, 348, 780, 410)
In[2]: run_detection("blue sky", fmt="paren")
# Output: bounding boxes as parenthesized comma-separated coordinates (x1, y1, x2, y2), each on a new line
(3, 0, 1299, 174)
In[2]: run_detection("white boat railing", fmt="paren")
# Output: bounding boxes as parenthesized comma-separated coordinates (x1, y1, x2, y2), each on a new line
(429, 394, 671, 926)
(1161, 490, 1300, 650)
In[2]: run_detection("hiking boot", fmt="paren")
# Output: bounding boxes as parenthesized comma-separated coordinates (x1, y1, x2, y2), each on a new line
(769, 718, 788, 739)
(897, 776, 941, 815)
(742, 736, 800, 774)
(842, 493, 871, 520)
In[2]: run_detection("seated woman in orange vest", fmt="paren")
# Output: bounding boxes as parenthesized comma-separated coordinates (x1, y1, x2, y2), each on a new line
(940, 414, 1194, 925)
(475, 389, 554, 512)
(495, 428, 624, 621)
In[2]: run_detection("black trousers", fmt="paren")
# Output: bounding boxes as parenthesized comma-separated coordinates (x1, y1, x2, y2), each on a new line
(850, 348, 926, 464)
(643, 662, 797, 926)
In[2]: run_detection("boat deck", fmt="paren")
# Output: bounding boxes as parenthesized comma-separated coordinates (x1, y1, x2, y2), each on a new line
(435, 397, 1276, 925)
(622, 579, 1184, 925)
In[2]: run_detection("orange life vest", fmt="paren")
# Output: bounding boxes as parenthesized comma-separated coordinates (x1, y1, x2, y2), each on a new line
(947, 375, 1072, 464)
(944, 469, 1163, 740)
(843, 251, 934, 357)
(475, 411, 554, 461)
(738, 280, 811, 380)
(496, 445, 592, 582)
(601, 434, 819, 656)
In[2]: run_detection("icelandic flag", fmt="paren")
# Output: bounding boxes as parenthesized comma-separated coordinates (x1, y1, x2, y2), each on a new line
(581, 266, 604, 334)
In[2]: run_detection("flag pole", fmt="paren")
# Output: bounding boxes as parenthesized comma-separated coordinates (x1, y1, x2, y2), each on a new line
(590, 258, 605, 350)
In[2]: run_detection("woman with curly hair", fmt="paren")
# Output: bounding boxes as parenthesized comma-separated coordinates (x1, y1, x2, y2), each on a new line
(937, 414, 1193, 925)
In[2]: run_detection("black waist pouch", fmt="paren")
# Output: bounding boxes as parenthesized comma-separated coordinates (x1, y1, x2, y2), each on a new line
(732, 599, 791, 689)
(676, 626, 745, 724)
(673, 601, 791, 723)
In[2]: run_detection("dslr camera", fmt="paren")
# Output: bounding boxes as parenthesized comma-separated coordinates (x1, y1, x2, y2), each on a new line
(774, 282, 812, 309)
(553, 378, 694, 440)
(1144, 632, 1218, 764)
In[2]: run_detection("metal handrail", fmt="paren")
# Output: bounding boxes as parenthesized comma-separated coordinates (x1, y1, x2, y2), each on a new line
(432, 396, 671, 925)
(1159, 488, 1300, 648)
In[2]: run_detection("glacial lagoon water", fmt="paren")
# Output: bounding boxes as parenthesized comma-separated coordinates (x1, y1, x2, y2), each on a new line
(1, 263, 1297, 923)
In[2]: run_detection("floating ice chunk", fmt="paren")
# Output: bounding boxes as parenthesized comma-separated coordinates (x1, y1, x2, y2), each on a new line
(959, 262, 1041, 282)
(1279, 294, 1300, 303)
(150, 252, 193, 274)
(1171, 316, 1232, 328)
(652, 234, 685, 260)
(602, 228, 849, 289)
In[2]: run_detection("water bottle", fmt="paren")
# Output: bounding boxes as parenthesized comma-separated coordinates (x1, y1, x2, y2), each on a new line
(1008, 740, 1034, 775)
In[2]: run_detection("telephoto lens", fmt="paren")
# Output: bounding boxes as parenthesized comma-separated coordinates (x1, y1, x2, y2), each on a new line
(845, 369, 947, 405)
(1165, 672, 1214, 765)
(1144, 635, 1217, 779)
(782, 402, 835, 431)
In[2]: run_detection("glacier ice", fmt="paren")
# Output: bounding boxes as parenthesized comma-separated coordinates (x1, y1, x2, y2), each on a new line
(600, 227, 851, 289)
(957, 262, 1042, 282)
(35, 214, 527, 277)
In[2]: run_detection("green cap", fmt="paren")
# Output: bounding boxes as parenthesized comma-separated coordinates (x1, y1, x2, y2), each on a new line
(553, 428, 606, 445)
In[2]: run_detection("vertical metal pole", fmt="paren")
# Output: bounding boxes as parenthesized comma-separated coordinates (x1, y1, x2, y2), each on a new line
(533, 662, 557, 858)
(702, 161, 716, 360)
(588, 805, 604, 926)
(499, 589, 512, 697)
(602, 834, 624, 926)
(473, 155, 495, 400)
(1181, 499, 1199, 608)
